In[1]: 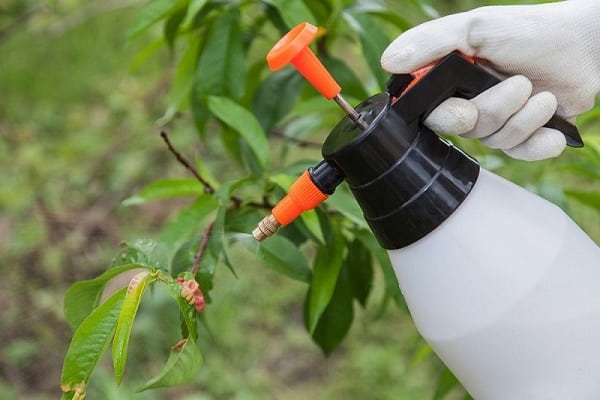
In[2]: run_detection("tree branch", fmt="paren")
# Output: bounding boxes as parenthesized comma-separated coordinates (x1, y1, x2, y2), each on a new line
(271, 130, 321, 148)
(160, 131, 215, 194)
(191, 222, 215, 275)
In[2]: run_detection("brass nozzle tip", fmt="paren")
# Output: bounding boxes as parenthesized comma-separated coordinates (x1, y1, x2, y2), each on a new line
(252, 214, 281, 242)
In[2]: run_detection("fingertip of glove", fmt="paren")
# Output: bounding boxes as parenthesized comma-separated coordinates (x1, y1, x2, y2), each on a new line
(502, 75, 533, 98)
(424, 97, 478, 135)
(503, 128, 566, 161)
(380, 45, 416, 73)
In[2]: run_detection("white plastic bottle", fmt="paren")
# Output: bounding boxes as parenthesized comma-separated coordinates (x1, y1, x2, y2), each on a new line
(315, 93, 600, 399)
(389, 169, 600, 399)
(254, 88, 600, 399)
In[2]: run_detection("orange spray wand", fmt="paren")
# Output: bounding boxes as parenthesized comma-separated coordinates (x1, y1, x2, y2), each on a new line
(252, 22, 359, 241)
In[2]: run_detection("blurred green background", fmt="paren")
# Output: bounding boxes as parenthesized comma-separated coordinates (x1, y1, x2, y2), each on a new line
(1, 0, 599, 399)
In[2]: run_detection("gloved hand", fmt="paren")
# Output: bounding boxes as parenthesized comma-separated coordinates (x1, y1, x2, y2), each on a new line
(381, 0, 600, 161)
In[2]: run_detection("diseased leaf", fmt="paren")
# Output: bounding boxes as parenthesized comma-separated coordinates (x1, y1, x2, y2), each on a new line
(345, 239, 373, 307)
(307, 268, 354, 355)
(164, 279, 198, 341)
(137, 338, 203, 392)
(112, 271, 156, 385)
(64, 264, 144, 330)
(207, 96, 270, 168)
(122, 179, 205, 206)
(61, 288, 126, 396)
(307, 229, 345, 333)
(247, 235, 312, 283)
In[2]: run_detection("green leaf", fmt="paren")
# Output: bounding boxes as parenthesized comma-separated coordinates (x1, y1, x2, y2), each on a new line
(163, 6, 187, 49)
(159, 39, 200, 124)
(433, 367, 460, 400)
(128, 0, 187, 40)
(191, 8, 245, 134)
(116, 239, 169, 271)
(248, 235, 312, 283)
(307, 230, 345, 333)
(112, 271, 156, 385)
(182, 0, 208, 29)
(307, 267, 354, 355)
(263, 0, 316, 28)
(355, 230, 406, 312)
(61, 288, 126, 397)
(194, 8, 245, 99)
(159, 195, 219, 251)
(122, 179, 206, 206)
(327, 187, 368, 228)
(407, 0, 440, 19)
(137, 338, 203, 391)
(367, 10, 412, 31)
(410, 341, 433, 367)
(252, 68, 304, 133)
(345, 12, 390, 89)
(207, 96, 270, 168)
(129, 38, 165, 71)
(345, 238, 373, 307)
(64, 264, 143, 330)
(322, 57, 369, 100)
(207, 201, 236, 276)
(565, 189, 600, 212)
(299, 210, 325, 244)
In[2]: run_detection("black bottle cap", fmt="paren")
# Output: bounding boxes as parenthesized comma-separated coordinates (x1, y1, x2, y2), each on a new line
(322, 92, 479, 249)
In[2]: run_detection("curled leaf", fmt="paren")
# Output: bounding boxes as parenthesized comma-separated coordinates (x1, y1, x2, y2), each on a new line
(112, 271, 156, 385)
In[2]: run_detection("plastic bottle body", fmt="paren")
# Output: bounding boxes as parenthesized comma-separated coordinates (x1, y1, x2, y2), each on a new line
(388, 169, 600, 400)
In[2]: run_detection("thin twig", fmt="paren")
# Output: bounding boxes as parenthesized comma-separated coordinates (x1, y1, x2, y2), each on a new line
(160, 131, 215, 194)
(161, 130, 275, 274)
(191, 222, 215, 274)
(271, 130, 321, 148)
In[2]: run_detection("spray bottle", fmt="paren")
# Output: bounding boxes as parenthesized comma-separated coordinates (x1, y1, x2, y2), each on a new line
(252, 22, 600, 399)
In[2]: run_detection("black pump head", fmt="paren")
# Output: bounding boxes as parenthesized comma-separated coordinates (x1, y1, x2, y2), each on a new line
(321, 92, 479, 249)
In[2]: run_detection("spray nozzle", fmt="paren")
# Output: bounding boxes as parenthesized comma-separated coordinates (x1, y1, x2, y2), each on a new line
(252, 161, 344, 241)
(266, 22, 367, 129)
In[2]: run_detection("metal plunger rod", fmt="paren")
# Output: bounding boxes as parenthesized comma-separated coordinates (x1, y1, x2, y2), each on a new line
(333, 94, 368, 130)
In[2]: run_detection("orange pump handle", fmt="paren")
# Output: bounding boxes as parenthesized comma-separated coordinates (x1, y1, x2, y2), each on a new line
(271, 171, 328, 226)
(266, 22, 341, 100)
(400, 54, 477, 97)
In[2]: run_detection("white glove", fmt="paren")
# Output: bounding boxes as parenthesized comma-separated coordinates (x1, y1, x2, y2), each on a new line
(381, 0, 600, 161)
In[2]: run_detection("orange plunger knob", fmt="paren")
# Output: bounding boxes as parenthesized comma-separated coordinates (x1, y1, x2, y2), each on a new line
(252, 171, 329, 241)
(266, 22, 341, 100)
